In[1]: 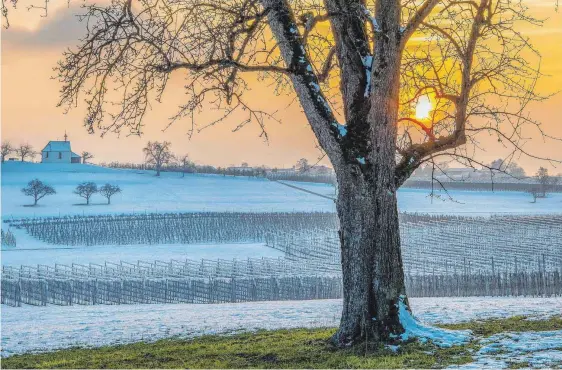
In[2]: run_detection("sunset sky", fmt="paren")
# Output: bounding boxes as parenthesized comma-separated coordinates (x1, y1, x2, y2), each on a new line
(1, 0, 561, 172)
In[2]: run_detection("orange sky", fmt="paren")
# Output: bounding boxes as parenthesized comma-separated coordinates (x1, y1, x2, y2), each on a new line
(1, 0, 561, 172)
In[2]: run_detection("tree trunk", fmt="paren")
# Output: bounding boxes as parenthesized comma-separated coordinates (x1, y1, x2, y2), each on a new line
(332, 164, 407, 346)
(333, 5, 408, 344)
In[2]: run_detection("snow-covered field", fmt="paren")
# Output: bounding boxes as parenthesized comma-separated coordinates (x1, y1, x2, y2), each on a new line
(2, 162, 562, 366)
(1, 162, 334, 218)
(2, 297, 561, 359)
(3, 162, 561, 220)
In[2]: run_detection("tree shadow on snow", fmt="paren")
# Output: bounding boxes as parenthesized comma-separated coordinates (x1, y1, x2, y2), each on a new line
(72, 203, 110, 206)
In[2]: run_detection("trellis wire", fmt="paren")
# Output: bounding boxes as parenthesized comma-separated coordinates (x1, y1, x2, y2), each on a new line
(2, 261, 560, 307)
(2, 212, 561, 306)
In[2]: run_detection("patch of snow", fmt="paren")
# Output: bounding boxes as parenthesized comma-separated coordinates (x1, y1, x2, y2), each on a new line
(451, 330, 562, 369)
(362, 6, 382, 32)
(362, 55, 373, 97)
(397, 296, 472, 348)
(310, 82, 321, 93)
(332, 123, 347, 137)
(386, 344, 400, 352)
(479, 330, 562, 356)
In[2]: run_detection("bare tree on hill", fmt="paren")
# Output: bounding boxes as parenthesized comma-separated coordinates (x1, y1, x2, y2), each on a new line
(99, 183, 121, 204)
(81, 151, 94, 164)
(16, 144, 35, 162)
(74, 182, 98, 205)
(178, 154, 193, 177)
(6, 0, 559, 346)
(21, 179, 56, 206)
(143, 141, 174, 176)
(1, 141, 14, 162)
(295, 158, 311, 173)
(489, 159, 526, 179)
(535, 167, 559, 198)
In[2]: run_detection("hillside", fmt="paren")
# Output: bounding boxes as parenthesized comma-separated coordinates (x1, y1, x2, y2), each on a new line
(3, 162, 561, 219)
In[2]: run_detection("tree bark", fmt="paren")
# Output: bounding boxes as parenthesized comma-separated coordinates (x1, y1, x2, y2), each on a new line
(333, 159, 407, 346)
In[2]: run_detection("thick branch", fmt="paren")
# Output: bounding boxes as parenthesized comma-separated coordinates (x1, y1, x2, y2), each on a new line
(260, 0, 344, 165)
(400, 0, 441, 47)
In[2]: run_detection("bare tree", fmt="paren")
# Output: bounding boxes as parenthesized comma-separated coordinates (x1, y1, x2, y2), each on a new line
(21, 179, 56, 206)
(31, 0, 558, 345)
(295, 158, 311, 173)
(81, 151, 94, 164)
(489, 159, 526, 179)
(143, 141, 173, 176)
(178, 154, 193, 177)
(1, 141, 13, 162)
(99, 183, 121, 204)
(74, 182, 98, 205)
(527, 187, 540, 203)
(535, 167, 558, 197)
(16, 144, 35, 162)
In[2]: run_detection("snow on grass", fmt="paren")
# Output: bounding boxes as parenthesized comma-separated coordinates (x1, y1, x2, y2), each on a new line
(450, 330, 562, 369)
(397, 296, 472, 348)
(2, 297, 560, 357)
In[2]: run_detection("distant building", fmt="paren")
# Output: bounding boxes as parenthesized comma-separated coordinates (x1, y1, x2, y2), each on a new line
(309, 165, 333, 174)
(439, 168, 477, 180)
(41, 133, 81, 164)
(227, 166, 255, 173)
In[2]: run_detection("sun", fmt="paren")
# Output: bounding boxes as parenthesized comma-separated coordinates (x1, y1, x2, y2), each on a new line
(415, 96, 433, 120)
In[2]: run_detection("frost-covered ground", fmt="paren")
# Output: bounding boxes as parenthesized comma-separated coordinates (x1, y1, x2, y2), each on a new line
(2, 297, 561, 358)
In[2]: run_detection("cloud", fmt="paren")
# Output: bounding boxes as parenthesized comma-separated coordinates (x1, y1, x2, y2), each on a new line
(2, 5, 88, 51)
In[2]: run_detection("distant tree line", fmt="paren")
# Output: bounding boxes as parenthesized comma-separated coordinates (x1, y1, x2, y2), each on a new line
(101, 141, 269, 178)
